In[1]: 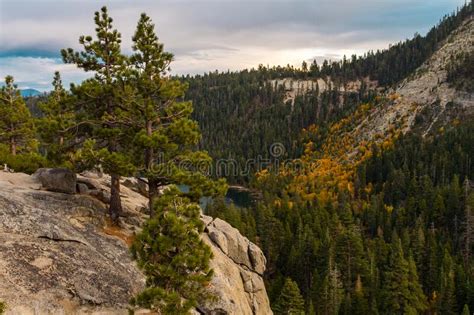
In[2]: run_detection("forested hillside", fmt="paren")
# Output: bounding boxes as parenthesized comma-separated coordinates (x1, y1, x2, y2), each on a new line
(249, 119, 474, 314)
(1, 2, 473, 314)
(210, 102, 474, 314)
(184, 2, 472, 184)
(185, 71, 375, 183)
(203, 3, 474, 314)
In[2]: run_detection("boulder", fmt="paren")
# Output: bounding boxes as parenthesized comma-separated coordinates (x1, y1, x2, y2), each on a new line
(88, 189, 111, 204)
(77, 176, 103, 191)
(32, 168, 77, 194)
(121, 177, 148, 197)
(200, 233, 271, 315)
(77, 183, 89, 194)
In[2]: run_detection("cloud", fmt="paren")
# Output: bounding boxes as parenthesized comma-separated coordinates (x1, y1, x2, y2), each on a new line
(0, 0, 466, 89)
(0, 57, 91, 91)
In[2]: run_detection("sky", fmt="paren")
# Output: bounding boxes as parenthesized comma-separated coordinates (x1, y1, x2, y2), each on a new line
(0, 0, 467, 91)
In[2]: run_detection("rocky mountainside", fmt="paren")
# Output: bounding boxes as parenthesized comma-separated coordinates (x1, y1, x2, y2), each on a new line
(352, 16, 474, 146)
(0, 169, 271, 315)
(270, 77, 378, 105)
(309, 16, 474, 166)
(20, 89, 42, 98)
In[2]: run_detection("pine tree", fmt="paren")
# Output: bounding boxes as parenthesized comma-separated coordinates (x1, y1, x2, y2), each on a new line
(0, 76, 35, 156)
(381, 237, 427, 314)
(406, 255, 428, 314)
(412, 220, 426, 271)
(130, 187, 213, 314)
(61, 6, 134, 223)
(128, 13, 226, 214)
(351, 274, 369, 315)
(307, 300, 316, 315)
(462, 304, 470, 315)
(423, 228, 440, 297)
(335, 223, 368, 291)
(273, 277, 305, 315)
(37, 72, 76, 165)
(463, 180, 474, 266)
(318, 251, 344, 315)
(438, 250, 458, 315)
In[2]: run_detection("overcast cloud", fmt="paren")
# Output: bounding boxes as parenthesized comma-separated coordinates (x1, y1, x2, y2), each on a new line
(0, 0, 466, 91)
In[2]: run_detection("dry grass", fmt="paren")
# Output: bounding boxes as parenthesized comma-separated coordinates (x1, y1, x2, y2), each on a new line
(102, 219, 135, 246)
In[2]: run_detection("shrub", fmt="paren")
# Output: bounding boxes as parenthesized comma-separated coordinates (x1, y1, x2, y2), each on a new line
(0, 144, 49, 174)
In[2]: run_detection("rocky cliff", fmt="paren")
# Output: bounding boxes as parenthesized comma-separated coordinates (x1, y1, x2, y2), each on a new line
(352, 17, 474, 145)
(0, 170, 272, 315)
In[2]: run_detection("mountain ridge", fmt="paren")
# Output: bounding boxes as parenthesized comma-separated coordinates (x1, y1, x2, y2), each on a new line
(20, 89, 42, 97)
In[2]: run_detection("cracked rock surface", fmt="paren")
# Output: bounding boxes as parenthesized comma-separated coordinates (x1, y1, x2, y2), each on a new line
(0, 171, 272, 315)
(200, 216, 270, 315)
(0, 172, 145, 314)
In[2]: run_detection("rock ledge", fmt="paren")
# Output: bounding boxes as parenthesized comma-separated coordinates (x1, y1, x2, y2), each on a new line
(0, 171, 272, 315)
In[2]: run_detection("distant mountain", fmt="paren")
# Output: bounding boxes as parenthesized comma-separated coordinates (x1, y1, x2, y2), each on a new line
(20, 89, 42, 97)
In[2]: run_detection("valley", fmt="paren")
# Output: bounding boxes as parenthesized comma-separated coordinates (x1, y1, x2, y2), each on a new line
(0, 1, 473, 315)
(185, 4, 474, 314)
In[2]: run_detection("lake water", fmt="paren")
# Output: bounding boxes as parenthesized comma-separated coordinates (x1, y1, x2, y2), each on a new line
(179, 185, 256, 209)
(225, 187, 255, 208)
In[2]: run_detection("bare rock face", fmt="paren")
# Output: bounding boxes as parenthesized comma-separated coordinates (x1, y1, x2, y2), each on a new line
(122, 177, 148, 197)
(0, 171, 145, 314)
(0, 171, 272, 315)
(200, 216, 271, 315)
(349, 17, 474, 151)
(206, 218, 266, 276)
(32, 168, 77, 194)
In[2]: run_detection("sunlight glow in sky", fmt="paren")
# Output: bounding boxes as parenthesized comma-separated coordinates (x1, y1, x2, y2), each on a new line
(0, 0, 466, 91)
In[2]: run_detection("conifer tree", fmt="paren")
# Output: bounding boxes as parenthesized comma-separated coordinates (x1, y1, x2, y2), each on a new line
(317, 243, 344, 315)
(463, 182, 474, 266)
(462, 304, 470, 315)
(381, 237, 427, 314)
(273, 277, 305, 315)
(406, 255, 428, 314)
(128, 13, 226, 214)
(307, 300, 316, 315)
(61, 6, 134, 223)
(130, 187, 213, 314)
(438, 250, 458, 315)
(351, 274, 369, 315)
(335, 223, 368, 290)
(37, 72, 76, 165)
(0, 76, 35, 155)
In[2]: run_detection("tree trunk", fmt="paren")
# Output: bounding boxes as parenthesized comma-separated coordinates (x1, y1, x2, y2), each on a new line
(145, 119, 157, 217)
(10, 137, 16, 156)
(109, 173, 122, 224)
(148, 178, 158, 217)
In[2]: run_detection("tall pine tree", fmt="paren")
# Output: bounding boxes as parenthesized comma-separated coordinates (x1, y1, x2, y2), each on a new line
(128, 13, 226, 214)
(37, 72, 76, 165)
(62, 6, 134, 223)
(273, 277, 305, 315)
(381, 236, 427, 314)
(0, 76, 35, 156)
